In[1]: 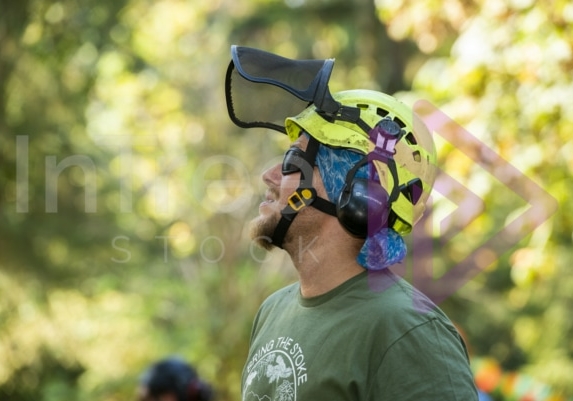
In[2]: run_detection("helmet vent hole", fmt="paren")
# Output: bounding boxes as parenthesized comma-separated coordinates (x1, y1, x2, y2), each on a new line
(401, 179, 423, 205)
(393, 117, 406, 128)
(376, 108, 389, 117)
(405, 132, 417, 145)
(413, 150, 421, 162)
(357, 103, 369, 110)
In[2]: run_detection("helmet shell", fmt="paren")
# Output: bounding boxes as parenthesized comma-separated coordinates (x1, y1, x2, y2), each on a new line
(285, 89, 437, 234)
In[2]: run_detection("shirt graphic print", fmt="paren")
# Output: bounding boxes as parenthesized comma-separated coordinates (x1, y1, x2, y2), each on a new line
(243, 336, 307, 401)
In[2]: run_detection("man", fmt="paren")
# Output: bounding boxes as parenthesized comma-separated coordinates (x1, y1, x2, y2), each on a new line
(225, 46, 478, 400)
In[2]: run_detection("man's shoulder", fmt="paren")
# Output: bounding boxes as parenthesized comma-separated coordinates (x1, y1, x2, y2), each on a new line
(349, 270, 450, 326)
(353, 270, 431, 306)
(259, 281, 299, 310)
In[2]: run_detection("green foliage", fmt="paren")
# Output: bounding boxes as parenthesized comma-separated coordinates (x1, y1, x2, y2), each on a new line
(0, 0, 571, 400)
(380, 0, 573, 398)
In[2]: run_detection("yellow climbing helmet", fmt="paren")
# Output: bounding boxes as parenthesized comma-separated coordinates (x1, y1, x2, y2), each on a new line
(285, 90, 437, 234)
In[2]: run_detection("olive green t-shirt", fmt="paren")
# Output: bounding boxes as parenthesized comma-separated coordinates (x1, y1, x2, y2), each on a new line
(242, 269, 478, 400)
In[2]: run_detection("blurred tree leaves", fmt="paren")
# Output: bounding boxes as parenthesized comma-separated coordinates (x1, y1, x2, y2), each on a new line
(0, 0, 572, 400)
(381, 0, 573, 397)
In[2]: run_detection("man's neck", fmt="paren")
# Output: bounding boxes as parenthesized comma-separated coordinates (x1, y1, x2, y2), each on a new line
(285, 229, 364, 298)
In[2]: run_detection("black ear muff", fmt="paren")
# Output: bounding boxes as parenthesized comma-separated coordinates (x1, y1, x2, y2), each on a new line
(337, 178, 391, 238)
(336, 117, 405, 237)
(336, 156, 392, 238)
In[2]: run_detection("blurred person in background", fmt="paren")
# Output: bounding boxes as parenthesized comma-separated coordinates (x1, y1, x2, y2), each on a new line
(225, 46, 478, 400)
(137, 357, 214, 401)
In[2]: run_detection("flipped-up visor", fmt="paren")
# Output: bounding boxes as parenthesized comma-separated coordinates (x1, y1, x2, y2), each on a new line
(225, 45, 340, 134)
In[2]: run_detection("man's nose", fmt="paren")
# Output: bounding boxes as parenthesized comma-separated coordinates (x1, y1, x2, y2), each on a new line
(262, 163, 282, 187)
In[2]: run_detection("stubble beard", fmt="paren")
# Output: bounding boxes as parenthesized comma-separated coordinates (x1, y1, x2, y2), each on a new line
(249, 211, 281, 251)
(249, 206, 321, 254)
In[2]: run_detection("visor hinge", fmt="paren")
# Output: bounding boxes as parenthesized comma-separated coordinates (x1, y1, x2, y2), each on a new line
(337, 105, 361, 123)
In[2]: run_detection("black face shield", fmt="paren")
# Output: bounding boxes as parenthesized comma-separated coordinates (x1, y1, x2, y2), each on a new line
(224, 45, 341, 134)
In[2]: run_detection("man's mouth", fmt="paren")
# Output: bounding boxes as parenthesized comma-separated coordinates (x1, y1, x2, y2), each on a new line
(265, 190, 278, 202)
(259, 190, 278, 209)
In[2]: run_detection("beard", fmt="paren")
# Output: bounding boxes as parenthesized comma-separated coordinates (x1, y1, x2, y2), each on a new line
(249, 211, 281, 251)
(249, 206, 321, 253)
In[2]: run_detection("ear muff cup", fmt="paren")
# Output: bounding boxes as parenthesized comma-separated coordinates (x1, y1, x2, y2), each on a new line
(336, 177, 391, 238)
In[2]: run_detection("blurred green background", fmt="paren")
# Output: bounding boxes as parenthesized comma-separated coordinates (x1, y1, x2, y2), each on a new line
(0, 0, 572, 400)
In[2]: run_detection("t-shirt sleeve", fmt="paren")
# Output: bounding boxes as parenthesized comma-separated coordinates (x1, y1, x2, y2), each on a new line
(370, 318, 479, 401)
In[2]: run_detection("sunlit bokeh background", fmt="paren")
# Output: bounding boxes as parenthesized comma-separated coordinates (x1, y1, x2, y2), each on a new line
(1, 0, 572, 400)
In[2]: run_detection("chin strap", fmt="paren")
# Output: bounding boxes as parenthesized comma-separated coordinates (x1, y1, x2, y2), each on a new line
(270, 136, 337, 248)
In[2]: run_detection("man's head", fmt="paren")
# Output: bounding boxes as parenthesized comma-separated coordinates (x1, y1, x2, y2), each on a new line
(226, 46, 437, 268)
(138, 357, 213, 401)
